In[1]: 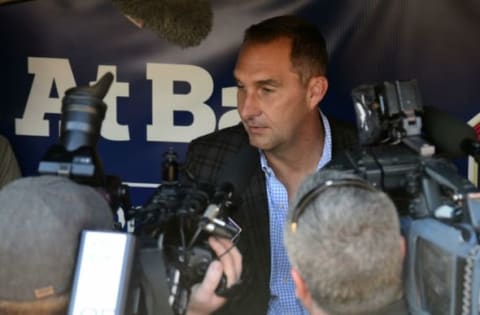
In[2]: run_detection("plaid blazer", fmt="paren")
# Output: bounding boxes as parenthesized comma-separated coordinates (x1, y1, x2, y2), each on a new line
(184, 119, 357, 315)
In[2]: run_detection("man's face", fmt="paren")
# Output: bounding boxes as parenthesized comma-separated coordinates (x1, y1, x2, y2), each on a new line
(234, 37, 315, 153)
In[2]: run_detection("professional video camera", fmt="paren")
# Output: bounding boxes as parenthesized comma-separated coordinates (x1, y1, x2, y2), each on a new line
(326, 80, 480, 315)
(38, 72, 242, 315)
(130, 147, 242, 315)
(38, 72, 130, 213)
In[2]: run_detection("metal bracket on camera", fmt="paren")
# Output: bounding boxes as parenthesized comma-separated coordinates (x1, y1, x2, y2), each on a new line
(402, 136, 435, 157)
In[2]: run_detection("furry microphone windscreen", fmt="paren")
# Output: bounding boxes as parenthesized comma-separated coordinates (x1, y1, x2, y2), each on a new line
(0, 0, 33, 5)
(112, 0, 213, 48)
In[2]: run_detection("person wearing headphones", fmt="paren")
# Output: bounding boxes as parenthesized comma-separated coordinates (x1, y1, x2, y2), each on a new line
(284, 169, 409, 315)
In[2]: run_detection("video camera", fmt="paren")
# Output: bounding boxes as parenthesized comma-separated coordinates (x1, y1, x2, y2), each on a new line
(38, 72, 130, 214)
(326, 80, 480, 315)
(128, 147, 242, 315)
(38, 73, 242, 315)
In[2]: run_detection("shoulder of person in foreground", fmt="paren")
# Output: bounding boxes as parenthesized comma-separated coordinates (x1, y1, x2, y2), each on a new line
(0, 135, 22, 188)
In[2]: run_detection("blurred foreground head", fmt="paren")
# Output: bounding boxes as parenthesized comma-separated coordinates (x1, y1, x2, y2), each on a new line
(285, 170, 404, 315)
(0, 176, 114, 315)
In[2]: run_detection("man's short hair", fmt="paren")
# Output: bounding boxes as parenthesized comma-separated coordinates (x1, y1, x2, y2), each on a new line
(0, 175, 114, 314)
(243, 15, 328, 84)
(284, 170, 403, 315)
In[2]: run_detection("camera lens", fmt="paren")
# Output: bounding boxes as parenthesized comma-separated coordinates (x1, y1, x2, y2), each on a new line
(60, 73, 113, 151)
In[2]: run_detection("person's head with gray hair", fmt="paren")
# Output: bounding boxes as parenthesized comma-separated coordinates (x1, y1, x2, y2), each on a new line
(284, 169, 405, 315)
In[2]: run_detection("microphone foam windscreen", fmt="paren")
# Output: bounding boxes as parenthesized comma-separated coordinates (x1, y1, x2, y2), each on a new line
(0, 176, 114, 302)
(423, 105, 477, 158)
(112, 0, 213, 48)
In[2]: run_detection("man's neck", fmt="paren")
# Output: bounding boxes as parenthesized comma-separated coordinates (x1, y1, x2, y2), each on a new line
(264, 119, 325, 199)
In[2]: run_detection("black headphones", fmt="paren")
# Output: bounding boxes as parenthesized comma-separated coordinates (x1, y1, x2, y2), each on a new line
(290, 178, 377, 233)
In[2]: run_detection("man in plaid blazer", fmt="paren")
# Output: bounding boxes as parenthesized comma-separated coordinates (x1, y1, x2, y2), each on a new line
(185, 15, 357, 314)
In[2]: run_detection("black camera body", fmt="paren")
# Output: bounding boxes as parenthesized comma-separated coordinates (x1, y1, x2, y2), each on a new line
(326, 80, 480, 315)
(132, 149, 240, 315)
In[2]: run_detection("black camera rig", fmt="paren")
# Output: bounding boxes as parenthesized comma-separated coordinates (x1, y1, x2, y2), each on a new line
(38, 72, 242, 315)
(326, 80, 480, 315)
(130, 147, 241, 315)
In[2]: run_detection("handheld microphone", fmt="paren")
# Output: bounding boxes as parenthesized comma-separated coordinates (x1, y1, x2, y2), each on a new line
(112, 0, 213, 48)
(198, 142, 257, 240)
(422, 105, 480, 162)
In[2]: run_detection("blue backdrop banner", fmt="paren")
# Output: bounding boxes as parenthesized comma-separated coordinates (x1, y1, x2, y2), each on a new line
(1, 0, 479, 204)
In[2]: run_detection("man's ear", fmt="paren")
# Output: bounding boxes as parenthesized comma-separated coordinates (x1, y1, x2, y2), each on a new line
(291, 268, 311, 306)
(307, 76, 328, 109)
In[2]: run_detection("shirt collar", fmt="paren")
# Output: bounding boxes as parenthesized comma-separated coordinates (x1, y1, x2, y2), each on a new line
(260, 110, 332, 175)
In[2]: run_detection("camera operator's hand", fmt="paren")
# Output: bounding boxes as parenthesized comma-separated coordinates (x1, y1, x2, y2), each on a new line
(186, 237, 242, 315)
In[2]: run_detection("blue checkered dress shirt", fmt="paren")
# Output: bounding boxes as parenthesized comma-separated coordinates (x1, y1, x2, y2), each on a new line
(261, 112, 332, 315)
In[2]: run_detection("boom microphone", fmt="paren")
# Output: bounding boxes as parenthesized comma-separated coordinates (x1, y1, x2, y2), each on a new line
(423, 105, 480, 162)
(112, 0, 213, 48)
(0, 0, 25, 5)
